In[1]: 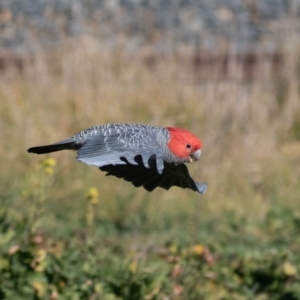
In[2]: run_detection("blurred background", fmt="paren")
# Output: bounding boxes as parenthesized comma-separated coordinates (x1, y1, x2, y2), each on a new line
(1, 1, 300, 299)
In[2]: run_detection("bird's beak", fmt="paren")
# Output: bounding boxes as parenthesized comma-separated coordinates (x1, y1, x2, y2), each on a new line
(189, 149, 201, 163)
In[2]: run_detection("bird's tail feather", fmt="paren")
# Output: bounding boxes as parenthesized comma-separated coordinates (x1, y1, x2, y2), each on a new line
(27, 139, 81, 154)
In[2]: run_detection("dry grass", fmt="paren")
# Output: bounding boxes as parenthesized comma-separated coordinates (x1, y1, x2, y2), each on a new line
(1, 36, 300, 226)
(1, 36, 300, 300)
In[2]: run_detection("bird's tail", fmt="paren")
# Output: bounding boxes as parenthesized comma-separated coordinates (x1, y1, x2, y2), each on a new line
(27, 139, 81, 154)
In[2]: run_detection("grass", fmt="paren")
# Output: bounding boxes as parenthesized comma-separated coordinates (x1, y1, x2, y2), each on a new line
(0, 37, 300, 299)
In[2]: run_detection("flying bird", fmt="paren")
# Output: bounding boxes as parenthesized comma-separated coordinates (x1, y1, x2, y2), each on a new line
(27, 123, 207, 194)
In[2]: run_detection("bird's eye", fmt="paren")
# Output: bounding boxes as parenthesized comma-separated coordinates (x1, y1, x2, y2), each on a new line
(186, 144, 191, 149)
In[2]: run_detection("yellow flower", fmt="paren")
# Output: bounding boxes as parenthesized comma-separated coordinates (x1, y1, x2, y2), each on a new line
(40, 158, 56, 175)
(44, 167, 54, 175)
(190, 244, 205, 256)
(86, 187, 99, 204)
(282, 262, 298, 276)
(168, 245, 178, 254)
(41, 157, 56, 168)
(129, 260, 138, 273)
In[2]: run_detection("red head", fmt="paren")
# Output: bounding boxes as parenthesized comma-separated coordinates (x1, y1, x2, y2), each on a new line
(167, 127, 202, 161)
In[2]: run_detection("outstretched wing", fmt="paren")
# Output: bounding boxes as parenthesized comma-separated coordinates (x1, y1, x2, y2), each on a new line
(75, 124, 165, 173)
(99, 154, 207, 194)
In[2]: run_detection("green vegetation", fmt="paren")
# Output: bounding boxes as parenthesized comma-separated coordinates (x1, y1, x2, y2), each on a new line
(1, 40, 300, 299)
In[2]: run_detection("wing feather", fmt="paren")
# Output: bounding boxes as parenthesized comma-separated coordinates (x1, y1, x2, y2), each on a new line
(99, 154, 207, 194)
(156, 174, 174, 190)
(76, 125, 165, 173)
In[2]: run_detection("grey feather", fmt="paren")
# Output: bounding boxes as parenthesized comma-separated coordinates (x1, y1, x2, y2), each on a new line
(75, 124, 165, 173)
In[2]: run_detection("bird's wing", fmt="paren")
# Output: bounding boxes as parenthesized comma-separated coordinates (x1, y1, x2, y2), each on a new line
(75, 124, 165, 173)
(99, 154, 207, 194)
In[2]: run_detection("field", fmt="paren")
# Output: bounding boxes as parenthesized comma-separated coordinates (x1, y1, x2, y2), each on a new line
(1, 38, 300, 299)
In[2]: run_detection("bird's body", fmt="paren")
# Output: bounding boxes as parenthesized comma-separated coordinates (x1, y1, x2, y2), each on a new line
(28, 123, 207, 194)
